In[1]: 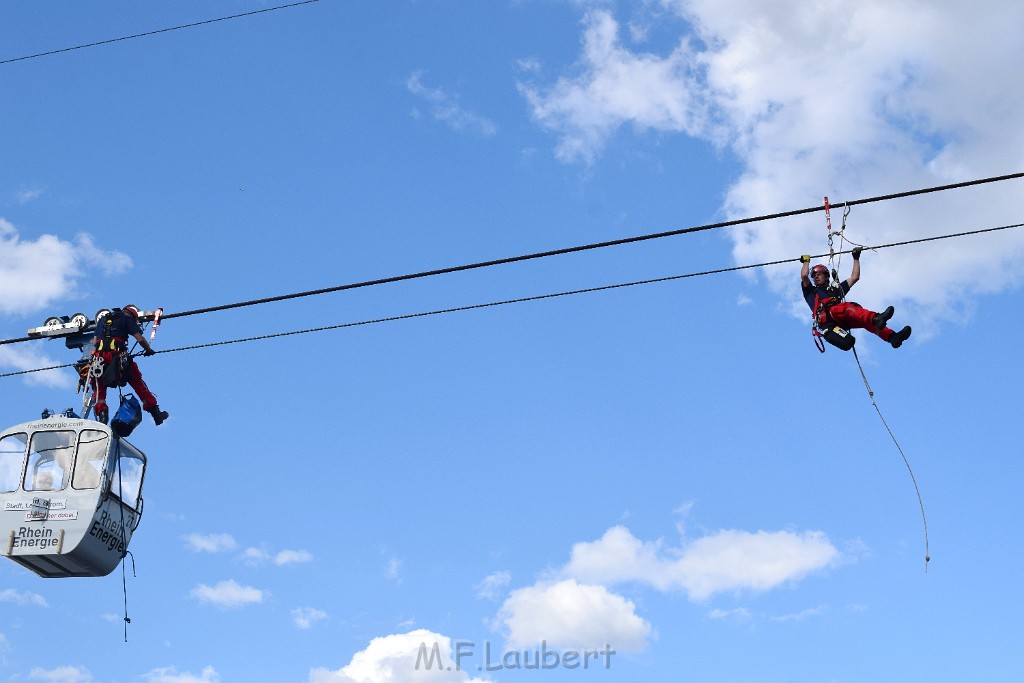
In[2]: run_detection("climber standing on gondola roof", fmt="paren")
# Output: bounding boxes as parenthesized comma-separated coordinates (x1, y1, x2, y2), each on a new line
(801, 247, 912, 348)
(92, 305, 169, 426)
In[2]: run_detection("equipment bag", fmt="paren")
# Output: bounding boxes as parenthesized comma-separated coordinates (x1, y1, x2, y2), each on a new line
(111, 394, 143, 438)
(99, 351, 132, 388)
(99, 355, 120, 388)
(822, 325, 856, 351)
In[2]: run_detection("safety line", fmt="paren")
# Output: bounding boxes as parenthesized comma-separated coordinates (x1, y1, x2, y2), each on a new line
(3, 219, 1021, 378)
(0, 255, 796, 375)
(851, 347, 930, 572)
(0, 0, 320, 66)
(113, 436, 133, 642)
(157, 172, 1024, 322)
(0, 175, 1020, 350)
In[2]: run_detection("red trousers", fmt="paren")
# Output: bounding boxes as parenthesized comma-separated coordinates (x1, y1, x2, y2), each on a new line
(92, 352, 158, 412)
(819, 303, 894, 342)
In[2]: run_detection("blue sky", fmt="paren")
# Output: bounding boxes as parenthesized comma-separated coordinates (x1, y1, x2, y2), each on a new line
(2, 1, 1023, 682)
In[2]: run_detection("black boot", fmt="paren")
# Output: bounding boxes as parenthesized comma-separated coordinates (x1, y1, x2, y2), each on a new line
(873, 306, 895, 330)
(889, 325, 912, 348)
(147, 405, 169, 426)
(95, 407, 108, 425)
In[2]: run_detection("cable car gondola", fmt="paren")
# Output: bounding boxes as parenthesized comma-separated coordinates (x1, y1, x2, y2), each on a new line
(0, 410, 146, 578)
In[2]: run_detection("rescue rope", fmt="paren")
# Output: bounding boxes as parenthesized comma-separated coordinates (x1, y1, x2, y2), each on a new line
(113, 436, 133, 640)
(3, 219, 1024, 378)
(155, 174, 1024, 323)
(851, 347, 931, 572)
(817, 204, 929, 570)
(120, 550, 135, 642)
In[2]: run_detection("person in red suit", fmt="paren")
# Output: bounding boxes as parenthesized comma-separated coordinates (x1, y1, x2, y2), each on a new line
(801, 248, 912, 348)
(91, 305, 169, 426)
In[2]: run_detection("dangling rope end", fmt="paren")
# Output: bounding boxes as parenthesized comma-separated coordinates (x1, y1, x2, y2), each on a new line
(851, 349, 931, 577)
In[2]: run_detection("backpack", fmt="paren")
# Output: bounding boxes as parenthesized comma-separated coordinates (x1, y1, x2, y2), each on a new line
(111, 394, 142, 437)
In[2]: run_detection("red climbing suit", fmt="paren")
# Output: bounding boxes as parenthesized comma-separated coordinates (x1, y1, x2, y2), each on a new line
(816, 300, 895, 342)
(91, 343, 159, 414)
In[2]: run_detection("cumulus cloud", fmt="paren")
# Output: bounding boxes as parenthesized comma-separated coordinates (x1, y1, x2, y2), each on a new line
(0, 345, 71, 388)
(276, 549, 314, 566)
(770, 604, 829, 622)
(521, 2, 1024, 332)
(0, 218, 132, 316)
(384, 557, 402, 583)
(189, 579, 265, 609)
(309, 629, 489, 683)
(293, 607, 328, 630)
(407, 72, 498, 137)
(141, 667, 220, 683)
(708, 603, 828, 623)
(28, 666, 91, 683)
(708, 607, 753, 621)
(16, 185, 45, 204)
(562, 525, 838, 601)
(182, 533, 238, 553)
(239, 547, 270, 567)
(485, 518, 834, 654)
(519, 10, 708, 164)
(474, 570, 511, 600)
(494, 579, 652, 652)
(237, 545, 312, 567)
(0, 587, 49, 607)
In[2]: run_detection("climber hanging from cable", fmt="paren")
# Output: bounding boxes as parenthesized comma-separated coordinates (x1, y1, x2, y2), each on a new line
(800, 247, 912, 349)
(91, 304, 169, 426)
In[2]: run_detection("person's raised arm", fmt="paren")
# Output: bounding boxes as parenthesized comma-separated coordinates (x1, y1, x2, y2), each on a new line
(846, 247, 862, 287)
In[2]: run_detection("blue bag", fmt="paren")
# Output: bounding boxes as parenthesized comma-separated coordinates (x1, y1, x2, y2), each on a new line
(111, 394, 142, 437)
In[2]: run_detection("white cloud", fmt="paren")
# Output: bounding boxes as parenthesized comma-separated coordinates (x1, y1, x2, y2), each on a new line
(0, 345, 71, 388)
(384, 556, 402, 583)
(522, 3, 1024, 332)
(276, 549, 313, 566)
(293, 607, 328, 630)
(182, 532, 237, 553)
(770, 604, 828, 622)
(494, 579, 652, 652)
(16, 185, 44, 204)
(406, 72, 498, 137)
(0, 587, 49, 607)
(141, 667, 220, 683)
(515, 57, 542, 75)
(241, 546, 269, 565)
(238, 545, 312, 566)
(708, 604, 828, 623)
(474, 570, 512, 600)
(485, 517, 833, 655)
(708, 607, 752, 621)
(73, 232, 133, 276)
(0, 218, 132, 316)
(562, 525, 838, 601)
(519, 10, 708, 164)
(28, 666, 91, 683)
(309, 629, 489, 683)
(189, 579, 265, 609)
